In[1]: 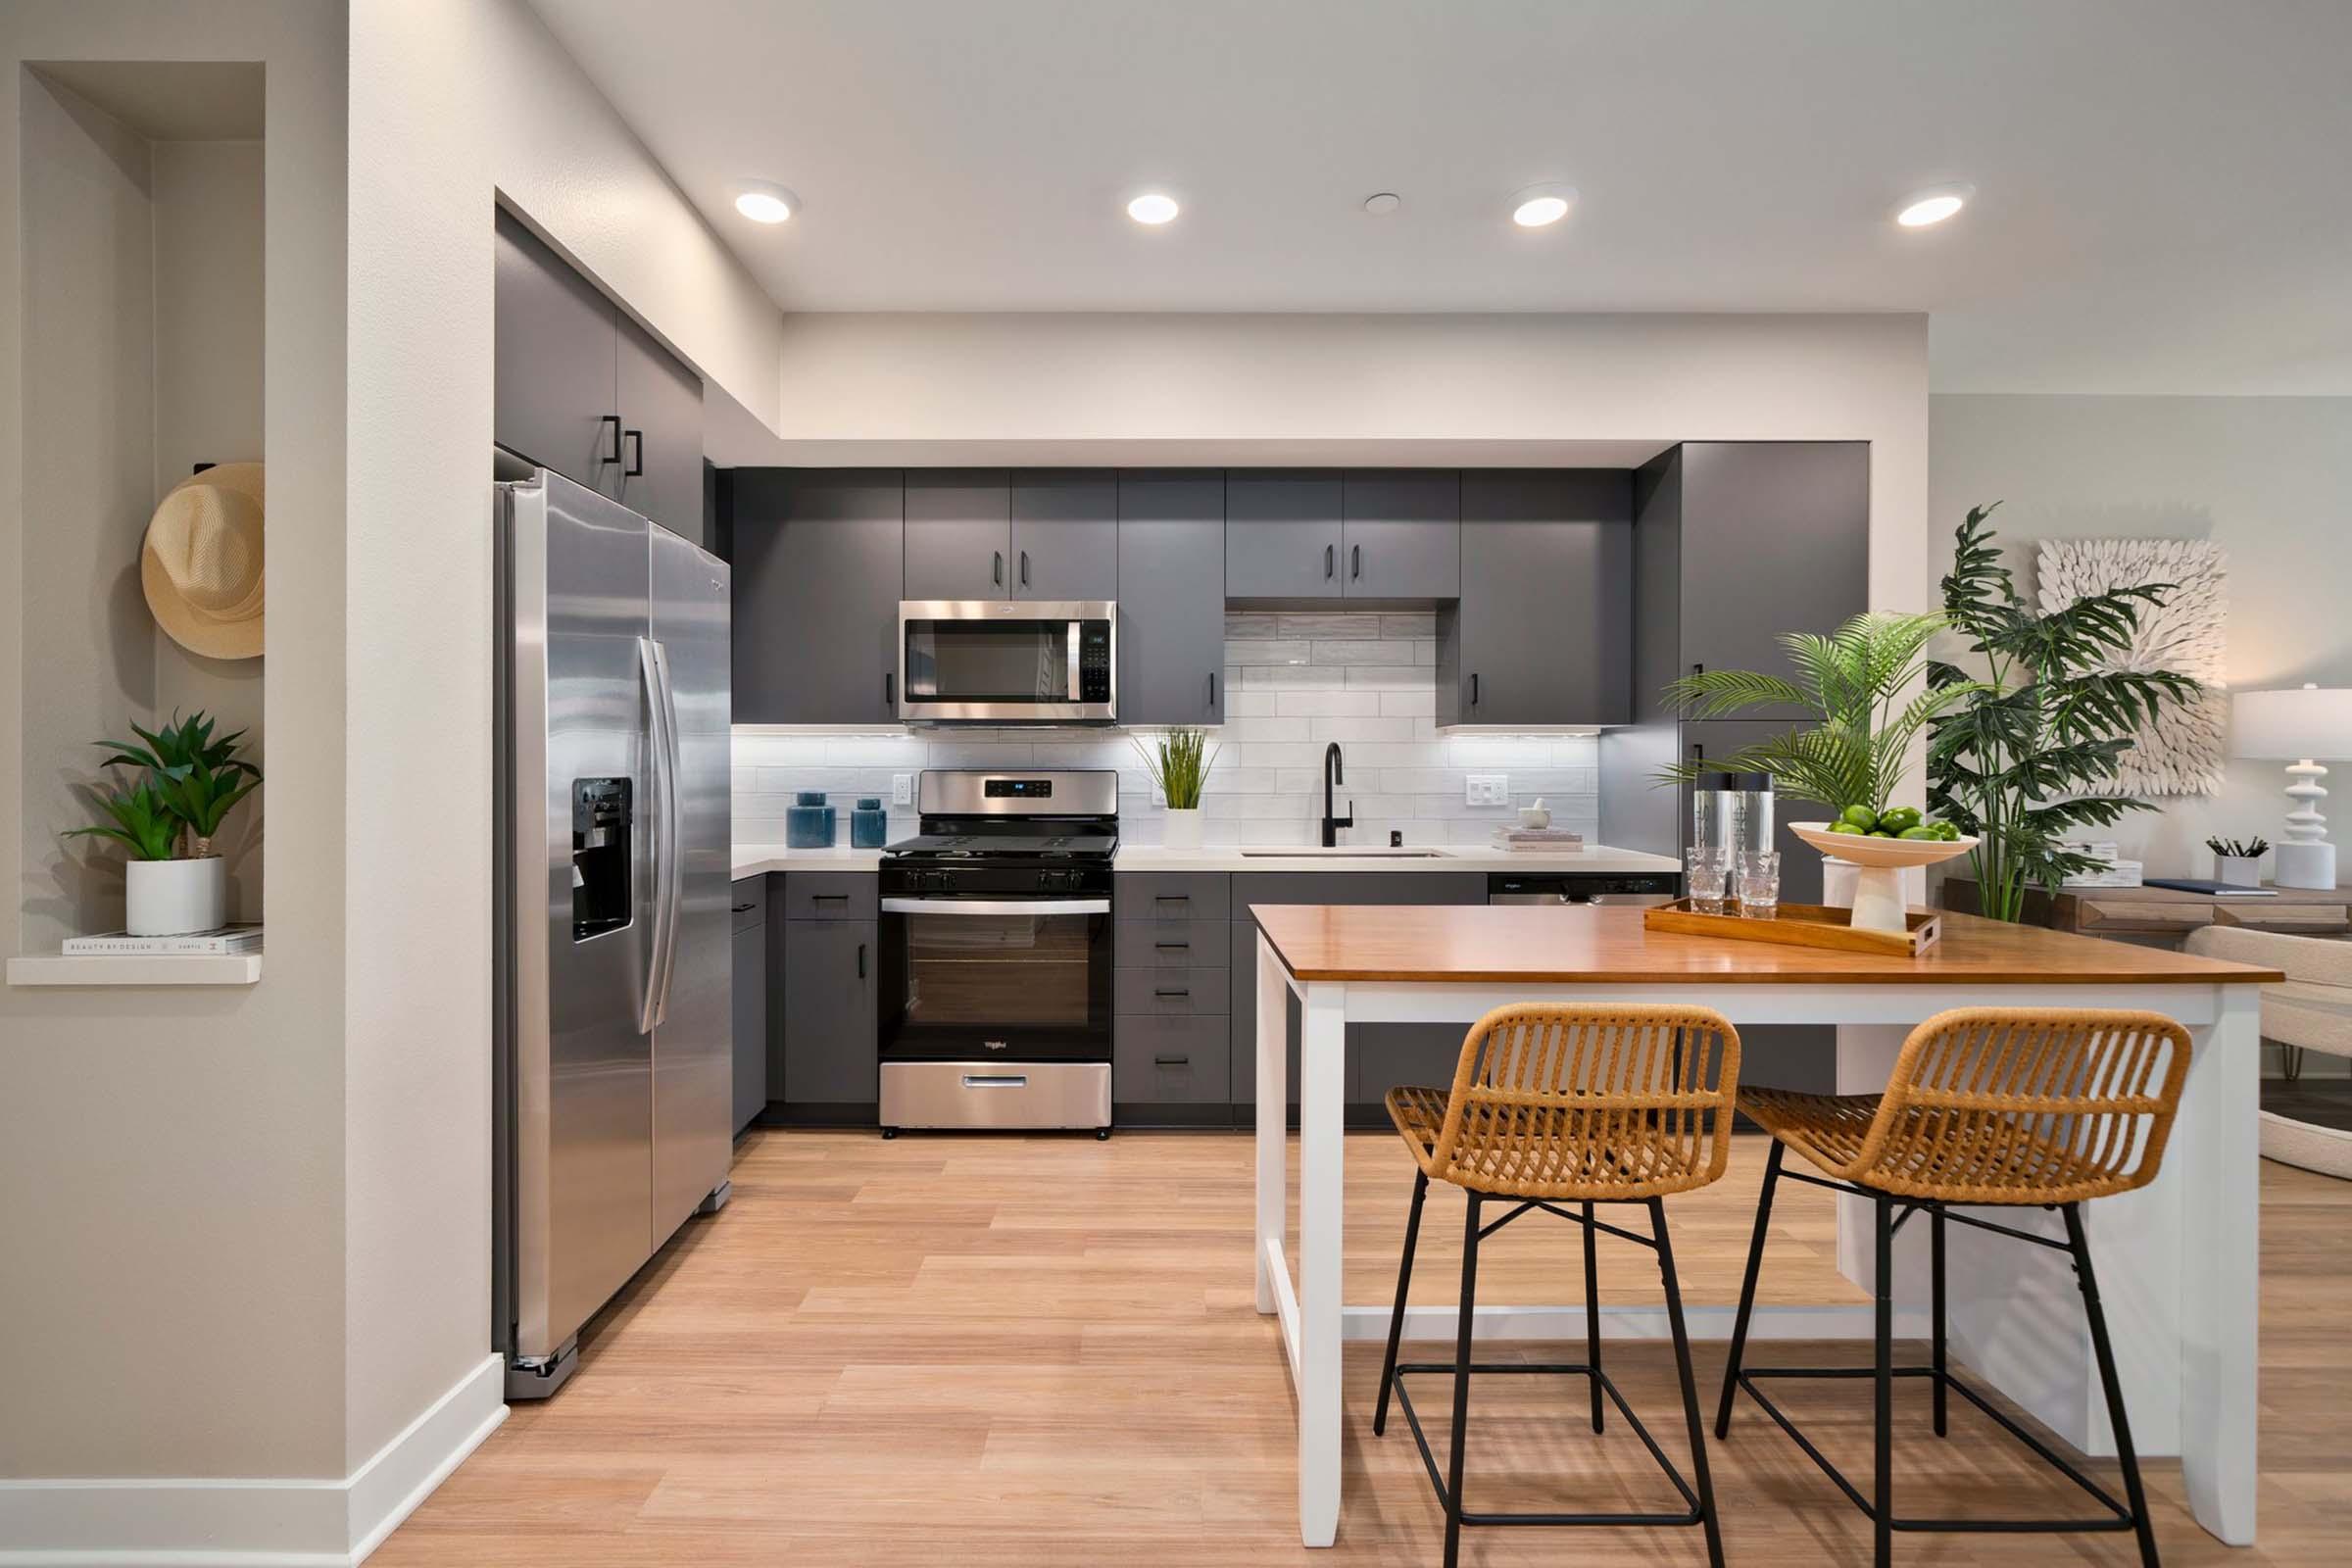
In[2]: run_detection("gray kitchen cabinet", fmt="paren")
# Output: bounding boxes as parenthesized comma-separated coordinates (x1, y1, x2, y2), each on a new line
(1114, 1016, 1232, 1118)
(1113, 918, 1225, 967)
(1114, 871, 1231, 920)
(780, 917, 879, 1111)
(1012, 470, 1118, 601)
(1116, 470, 1226, 726)
(1341, 470, 1459, 599)
(778, 871, 880, 922)
(729, 470, 905, 724)
(615, 314, 707, 544)
(903, 469, 1010, 600)
(1676, 442, 1869, 711)
(1226, 469, 1344, 600)
(731, 883, 766, 1133)
(1438, 470, 1632, 727)
(1115, 966, 1231, 1016)
(494, 206, 621, 498)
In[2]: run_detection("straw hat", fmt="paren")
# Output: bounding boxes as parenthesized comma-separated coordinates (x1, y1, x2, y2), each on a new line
(141, 463, 264, 661)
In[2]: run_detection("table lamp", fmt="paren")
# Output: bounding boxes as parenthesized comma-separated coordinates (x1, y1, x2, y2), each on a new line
(2231, 683, 2352, 889)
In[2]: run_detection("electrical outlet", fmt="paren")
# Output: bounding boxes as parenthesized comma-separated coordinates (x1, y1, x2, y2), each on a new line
(891, 773, 913, 806)
(1466, 773, 1508, 807)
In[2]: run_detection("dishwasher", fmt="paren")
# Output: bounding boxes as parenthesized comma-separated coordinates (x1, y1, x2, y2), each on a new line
(1488, 871, 1680, 906)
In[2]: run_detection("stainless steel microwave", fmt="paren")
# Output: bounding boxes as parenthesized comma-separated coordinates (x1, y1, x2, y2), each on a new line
(897, 601, 1116, 723)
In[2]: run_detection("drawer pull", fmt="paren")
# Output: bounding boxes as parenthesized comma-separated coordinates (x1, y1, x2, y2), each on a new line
(812, 893, 849, 904)
(1153, 1054, 1190, 1067)
(731, 902, 757, 913)
(1154, 987, 1191, 998)
(1153, 940, 1190, 951)
(961, 1074, 1027, 1090)
(1152, 895, 1190, 906)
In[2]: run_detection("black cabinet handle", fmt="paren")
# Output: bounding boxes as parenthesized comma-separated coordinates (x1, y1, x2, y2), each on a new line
(1154, 987, 1190, 998)
(1019, 550, 1030, 587)
(1324, 543, 1335, 579)
(1153, 940, 1190, 951)
(885, 671, 896, 708)
(993, 550, 1004, 587)
(1206, 670, 1216, 710)
(1692, 662, 1705, 677)
(812, 893, 849, 905)
(731, 902, 757, 913)
(1351, 544, 1361, 580)
(1152, 895, 1188, 906)
(1470, 672, 1480, 707)
(1153, 1054, 1190, 1067)
(856, 942, 867, 980)
(622, 428, 643, 478)
(599, 415, 622, 465)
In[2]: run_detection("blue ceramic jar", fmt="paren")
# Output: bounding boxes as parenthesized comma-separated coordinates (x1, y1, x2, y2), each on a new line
(785, 791, 836, 849)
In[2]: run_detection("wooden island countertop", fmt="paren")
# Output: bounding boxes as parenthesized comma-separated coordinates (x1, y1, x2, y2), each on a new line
(1249, 901, 2285, 987)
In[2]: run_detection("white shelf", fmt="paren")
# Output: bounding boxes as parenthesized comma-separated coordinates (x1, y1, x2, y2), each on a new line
(7, 953, 263, 987)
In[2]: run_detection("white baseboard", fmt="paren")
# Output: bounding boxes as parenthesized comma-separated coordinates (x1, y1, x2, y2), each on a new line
(0, 1353, 506, 1567)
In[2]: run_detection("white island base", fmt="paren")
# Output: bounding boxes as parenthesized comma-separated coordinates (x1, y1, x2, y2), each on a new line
(1250, 922, 2262, 1550)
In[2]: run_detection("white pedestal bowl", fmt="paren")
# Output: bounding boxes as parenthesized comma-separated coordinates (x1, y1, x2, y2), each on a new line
(1788, 822, 1977, 935)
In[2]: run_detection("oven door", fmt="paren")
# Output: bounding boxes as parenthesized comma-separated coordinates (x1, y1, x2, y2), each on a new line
(878, 896, 1112, 1061)
(898, 601, 1114, 723)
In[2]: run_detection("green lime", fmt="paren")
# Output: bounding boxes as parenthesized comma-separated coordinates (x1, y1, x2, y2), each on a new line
(1838, 805, 1878, 831)
(1826, 820, 1863, 834)
(1897, 825, 1936, 840)
(1935, 821, 1961, 841)
(1870, 829, 1896, 837)
(1880, 807, 1922, 831)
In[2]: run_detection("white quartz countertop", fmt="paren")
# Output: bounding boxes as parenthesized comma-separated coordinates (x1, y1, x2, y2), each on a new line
(734, 843, 1679, 878)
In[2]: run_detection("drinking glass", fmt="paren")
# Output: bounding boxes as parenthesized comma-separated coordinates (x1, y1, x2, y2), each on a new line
(1738, 851, 1781, 919)
(1687, 847, 1730, 912)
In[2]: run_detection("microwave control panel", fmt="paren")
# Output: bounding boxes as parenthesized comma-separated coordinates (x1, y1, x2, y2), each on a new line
(1078, 621, 1111, 703)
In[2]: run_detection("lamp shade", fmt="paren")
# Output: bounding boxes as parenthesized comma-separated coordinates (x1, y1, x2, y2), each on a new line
(2231, 684, 2352, 760)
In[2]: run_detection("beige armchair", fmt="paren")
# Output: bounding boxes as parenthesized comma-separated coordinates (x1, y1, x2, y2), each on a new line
(2186, 924, 2352, 1178)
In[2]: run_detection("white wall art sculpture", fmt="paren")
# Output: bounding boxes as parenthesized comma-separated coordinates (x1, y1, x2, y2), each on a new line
(2036, 538, 2228, 797)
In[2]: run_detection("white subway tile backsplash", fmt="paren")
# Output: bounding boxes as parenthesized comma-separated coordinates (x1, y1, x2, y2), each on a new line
(734, 608, 1602, 848)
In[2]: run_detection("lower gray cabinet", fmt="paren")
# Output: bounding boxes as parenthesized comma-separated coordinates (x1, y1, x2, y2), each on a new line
(731, 879, 766, 1132)
(1114, 1017, 1231, 1118)
(780, 916, 879, 1115)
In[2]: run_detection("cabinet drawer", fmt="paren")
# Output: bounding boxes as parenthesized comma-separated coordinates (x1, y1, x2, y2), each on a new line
(1113, 918, 1227, 968)
(1232, 871, 1488, 911)
(1116, 966, 1231, 1016)
(1115, 1016, 1233, 1103)
(1115, 872, 1230, 921)
(730, 874, 767, 933)
(780, 871, 877, 921)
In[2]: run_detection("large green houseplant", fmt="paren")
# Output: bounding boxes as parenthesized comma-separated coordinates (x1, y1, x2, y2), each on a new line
(1926, 504, 2201, 922)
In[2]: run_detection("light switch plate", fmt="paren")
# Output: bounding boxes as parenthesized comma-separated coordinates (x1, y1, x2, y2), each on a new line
(1466, 773, 1508, 807)
(892, 773, 913, 806)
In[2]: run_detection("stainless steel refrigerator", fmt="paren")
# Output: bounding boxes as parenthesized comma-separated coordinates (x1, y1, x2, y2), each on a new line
(493, 461, 733, 1400)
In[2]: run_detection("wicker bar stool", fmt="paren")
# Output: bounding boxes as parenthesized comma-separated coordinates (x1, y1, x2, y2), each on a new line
(1372, 1002, 1741, 1568)
(1715, 1006, 2191, 1568)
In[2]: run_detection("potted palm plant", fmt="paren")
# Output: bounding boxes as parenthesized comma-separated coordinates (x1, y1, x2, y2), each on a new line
(1135, 727, 1218, 850)
(65, 712, 262, 934)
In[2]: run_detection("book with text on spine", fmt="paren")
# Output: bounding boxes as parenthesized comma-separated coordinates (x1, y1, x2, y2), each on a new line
(61, 924, 264, 956)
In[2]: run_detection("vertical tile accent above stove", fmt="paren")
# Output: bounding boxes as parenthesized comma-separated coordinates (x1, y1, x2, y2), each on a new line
(734, 611, 1598, 848)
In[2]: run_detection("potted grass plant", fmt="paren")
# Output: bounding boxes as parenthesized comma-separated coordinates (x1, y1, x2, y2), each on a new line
(64, 711, 262, 934)
(1135, 727, 1218, 850)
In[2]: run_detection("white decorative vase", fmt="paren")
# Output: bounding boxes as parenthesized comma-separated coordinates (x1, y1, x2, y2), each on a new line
(1789, 825, 1977, 937)
(1162, 808, 1204, 850)
(2216, 855, 2263, 888)
(126, 856, 226, 936)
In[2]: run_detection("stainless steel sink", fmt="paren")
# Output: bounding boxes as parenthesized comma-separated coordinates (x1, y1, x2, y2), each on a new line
(1238, 846, 1452, 858)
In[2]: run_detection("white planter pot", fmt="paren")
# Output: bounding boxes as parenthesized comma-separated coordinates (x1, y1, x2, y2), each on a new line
(125, 856, 226, 936)
(1162, 808, 1204, 850)
(2217, 855, 2263, 888)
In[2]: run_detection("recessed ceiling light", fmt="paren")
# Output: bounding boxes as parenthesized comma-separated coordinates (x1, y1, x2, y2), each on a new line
(1126, 192, 1180, 225)
(1894, 183, 1973, 227)
(1510, 183, 1576, 228)
(1362, 192, 1402, 216)
(733, 180, 798, 223)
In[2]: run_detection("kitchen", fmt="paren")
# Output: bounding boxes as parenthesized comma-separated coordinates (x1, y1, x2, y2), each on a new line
(4, 5, 2345, 1568)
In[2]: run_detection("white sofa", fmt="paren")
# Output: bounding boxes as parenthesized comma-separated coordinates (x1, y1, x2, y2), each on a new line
(2187, 924, 2352, 1177)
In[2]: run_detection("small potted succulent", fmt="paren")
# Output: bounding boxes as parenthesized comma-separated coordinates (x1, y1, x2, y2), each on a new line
(1134, 727, 1219, 850)
(65, 711, 261, 935)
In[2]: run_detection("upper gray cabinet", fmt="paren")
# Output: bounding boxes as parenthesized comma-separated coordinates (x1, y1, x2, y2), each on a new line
(904, 469, 1010, 599)
(1675, 442, 1869, 710)
(492, 206, 705, 541)
(1341, 470, 1459, 599)
(1117, 470, 1226, 726)
(1013, 470, 1118, 601)
(1226, 470, 1343, 599)
(1438, 470, 1631, 727)
(730, 470, 905, 725)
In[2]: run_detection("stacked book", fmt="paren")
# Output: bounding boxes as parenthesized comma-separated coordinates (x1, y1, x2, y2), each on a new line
(61, 924, 264, 956)
(1493, 827, 1585, 853)
(2057, 840, 2142, 889)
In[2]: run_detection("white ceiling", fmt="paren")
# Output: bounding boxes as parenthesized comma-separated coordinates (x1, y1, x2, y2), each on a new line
(534, 0, 2352, 394)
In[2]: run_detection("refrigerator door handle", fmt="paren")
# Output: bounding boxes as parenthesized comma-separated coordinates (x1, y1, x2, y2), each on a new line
(652, 639, 686, 1028)
(637, 636, 673, 1035)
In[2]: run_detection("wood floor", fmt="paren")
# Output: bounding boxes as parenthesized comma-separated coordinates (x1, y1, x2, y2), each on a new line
(376, 1130, 2350, 1566)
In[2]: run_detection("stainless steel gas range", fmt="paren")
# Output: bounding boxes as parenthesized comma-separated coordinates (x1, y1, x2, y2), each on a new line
(876, 769, 1117, 1136)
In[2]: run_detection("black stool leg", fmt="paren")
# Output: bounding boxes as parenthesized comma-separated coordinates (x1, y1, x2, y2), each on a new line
(1931, 1203, 1949, 1437)
(1652, 1198, 1727, 1568)
(1583, 1200, 1604, 1433)
(1444, 1191, 1483, 1568)
(1873, 1192, 1894, 1568)
(2066, 1203, 2162, 1568)
(1715, 1136, 1785, 1438)
(1373, 1170, 1428, 1437)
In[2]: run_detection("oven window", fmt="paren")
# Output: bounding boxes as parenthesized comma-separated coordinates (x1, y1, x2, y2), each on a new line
(905, 620, 1070, 702)
(897, 910, 1095, 1030)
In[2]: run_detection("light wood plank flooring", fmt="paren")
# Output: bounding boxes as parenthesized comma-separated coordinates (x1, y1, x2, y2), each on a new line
(376, 1131, 2348, 1565)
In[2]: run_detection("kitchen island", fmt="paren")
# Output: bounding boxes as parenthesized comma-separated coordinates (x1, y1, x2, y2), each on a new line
(1249, 902, 2279, 1549)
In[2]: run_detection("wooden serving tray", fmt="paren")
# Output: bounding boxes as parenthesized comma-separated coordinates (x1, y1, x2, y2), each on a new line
(1643, 898, 1942, 957)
